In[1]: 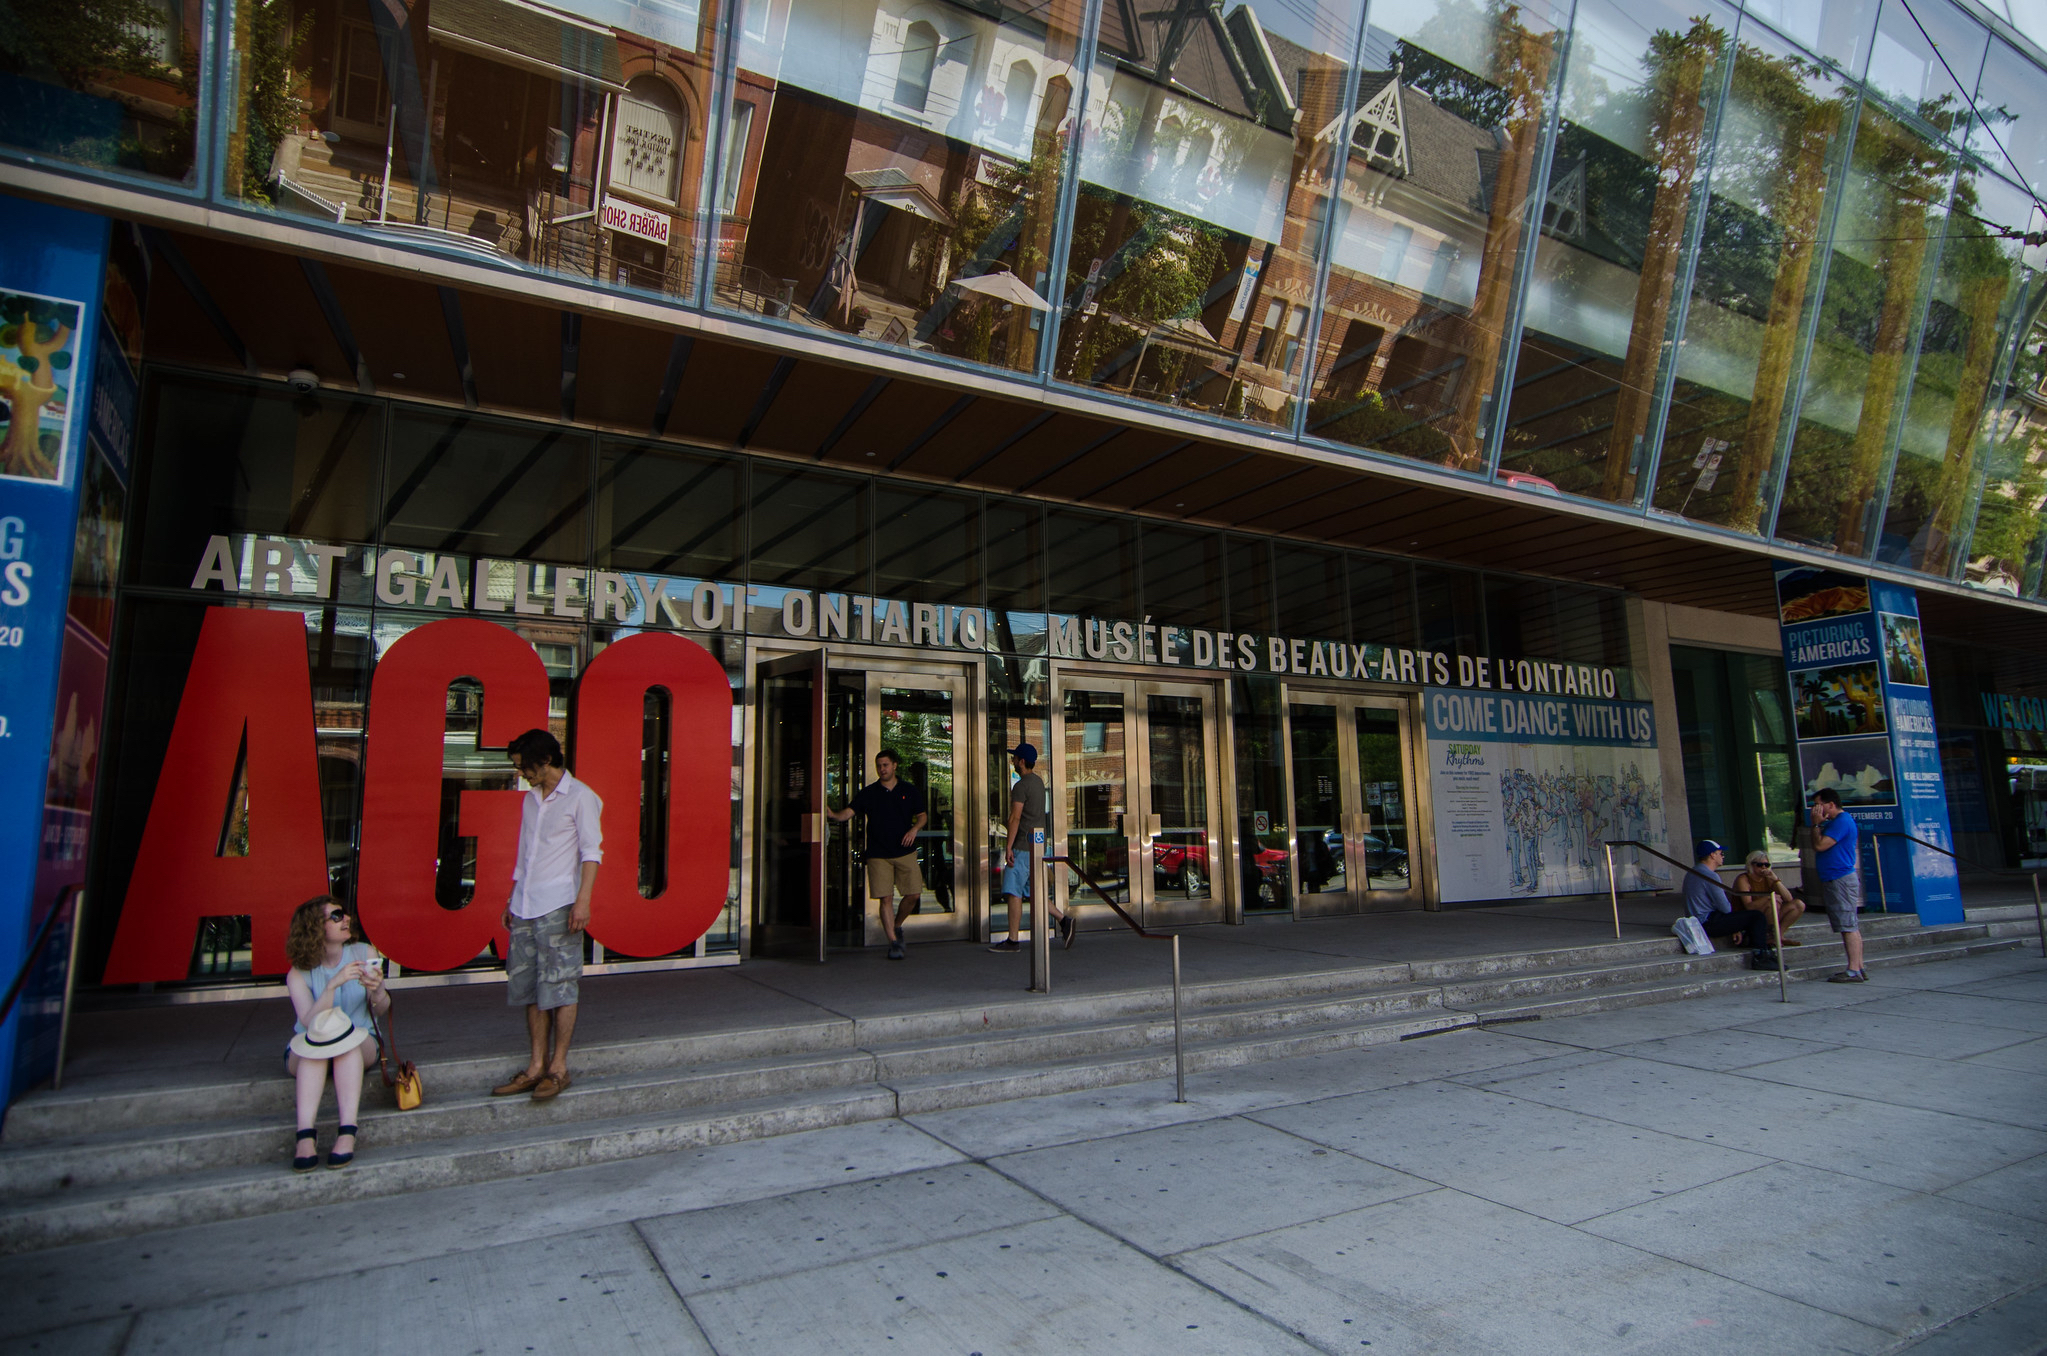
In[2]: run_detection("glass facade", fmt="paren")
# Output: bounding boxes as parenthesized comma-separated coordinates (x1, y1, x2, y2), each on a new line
(6, 0, 2047, 592)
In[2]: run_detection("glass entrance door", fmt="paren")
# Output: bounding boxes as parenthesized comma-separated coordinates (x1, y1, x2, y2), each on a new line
(864, 672, 969, 945)
(1054, 676, 1224, 929)
(754, 650, 827, 960)
(1285, 692, 1424, 915)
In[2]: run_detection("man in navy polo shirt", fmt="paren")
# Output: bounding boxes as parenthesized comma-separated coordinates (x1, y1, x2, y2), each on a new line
(829, 748, 927, 960)
(1811, 788, 1867, 982)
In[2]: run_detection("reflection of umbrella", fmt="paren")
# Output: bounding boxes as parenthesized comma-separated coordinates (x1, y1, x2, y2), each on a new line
(951, 268, 1051, 311)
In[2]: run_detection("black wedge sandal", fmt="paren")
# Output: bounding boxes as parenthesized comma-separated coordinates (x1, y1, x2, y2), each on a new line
(293, 1128, 320, 1172)
(326, 1124, 357, 1169)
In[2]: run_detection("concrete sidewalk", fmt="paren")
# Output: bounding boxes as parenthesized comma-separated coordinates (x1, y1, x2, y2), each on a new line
(48, 890, 1950, 1098)
(3, 949, 2042, 1354)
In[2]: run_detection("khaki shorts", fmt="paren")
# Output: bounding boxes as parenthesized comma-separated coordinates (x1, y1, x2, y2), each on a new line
(865, 852, 922, 900)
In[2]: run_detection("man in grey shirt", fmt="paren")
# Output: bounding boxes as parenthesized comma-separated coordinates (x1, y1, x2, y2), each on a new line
(990, 743, 1071, 951)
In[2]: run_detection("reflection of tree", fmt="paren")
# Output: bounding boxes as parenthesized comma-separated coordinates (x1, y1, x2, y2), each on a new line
(1444, 3, 1556, 469)
(0, 0, 166, 89)
(225, 0, 308, 204)
(1720, 48, 1848, 533)
(1600, 20, 1723, 502)
(1060, 187, 1224, 387)
(1922, 180, 2029, 569)
(1965, 321, 2047, 583)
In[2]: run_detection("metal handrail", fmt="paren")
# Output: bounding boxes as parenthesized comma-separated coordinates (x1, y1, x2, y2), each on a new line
(0, 887, 80, 1028)
(1872, 831, 2046, 960)
(1048, 854, 1188, 1103)
(1605, 840, 1789, 1002)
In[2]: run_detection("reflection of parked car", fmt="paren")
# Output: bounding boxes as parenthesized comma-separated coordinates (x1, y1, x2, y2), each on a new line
(1154, 841, 1288, 892)
(1322, 830, 1410, 877)
(1500, 471, 1560, 495)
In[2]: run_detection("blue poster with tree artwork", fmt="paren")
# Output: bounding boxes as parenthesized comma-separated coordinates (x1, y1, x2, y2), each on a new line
(1773, 562, 1960, 923)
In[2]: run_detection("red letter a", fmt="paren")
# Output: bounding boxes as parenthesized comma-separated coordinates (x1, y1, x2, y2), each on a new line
(104, 608, 329, 983)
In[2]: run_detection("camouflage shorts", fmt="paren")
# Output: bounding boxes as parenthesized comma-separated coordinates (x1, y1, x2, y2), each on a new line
(506, 906, 582, 1011)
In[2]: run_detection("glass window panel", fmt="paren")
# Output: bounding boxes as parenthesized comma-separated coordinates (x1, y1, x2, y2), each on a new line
(1877, 169, 2032, 572)
(1773, 102, 1956, 556)
(383, 409, 590, 563)
(1300, 0, 1569, 470)
(1046, 509, 1137, 617)
(225, 0, 716, 300)
(1415, 564, 1480, 653)
(595, 440, 744, 579)
(1232, 675, 1288, 910)
(1553, 585, 1628, 667)
(1963, 317, 2047, 596)
(1740, 0, 1878, 78)
(1225, 535, 1274, 633)
(1483, 577, 1554, 659)
(1348, 554, 1415, 647)
(1141, 525, 1225, 630)
(1051, 0, 1363, 423)
(130, 372, 384, 587)
(1273, 544, 1345, 639)
(984, 499, 1039, 604)
(1496, 0, 1735, 505)
(1648, 24, 1857, 535)
(749, 465, 869, 595)
(713, 0, 1086, 373)
(875, 484, 979, 601)
(1969, 39, 2047, 199)
(1865, 0, 1985, 145)
(0, 0, 198, 184)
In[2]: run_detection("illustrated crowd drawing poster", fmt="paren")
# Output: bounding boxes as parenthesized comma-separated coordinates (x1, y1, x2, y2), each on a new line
(1773, 563, 1960, 924)
(1423, 687, 1671, 903)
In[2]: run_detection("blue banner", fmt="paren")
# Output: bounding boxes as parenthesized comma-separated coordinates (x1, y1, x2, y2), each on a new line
(0, 197, 108, 1111)
(1773, 563, 1961, 923)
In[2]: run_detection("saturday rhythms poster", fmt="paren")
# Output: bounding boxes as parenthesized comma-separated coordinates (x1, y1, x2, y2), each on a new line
(1423, 687, 1671, 903)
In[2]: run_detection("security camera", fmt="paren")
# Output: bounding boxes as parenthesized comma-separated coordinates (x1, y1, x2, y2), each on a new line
(286, 368, 320, 395)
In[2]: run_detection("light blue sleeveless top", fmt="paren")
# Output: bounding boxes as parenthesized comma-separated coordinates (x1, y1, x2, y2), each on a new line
(291, 942, 376, 1041)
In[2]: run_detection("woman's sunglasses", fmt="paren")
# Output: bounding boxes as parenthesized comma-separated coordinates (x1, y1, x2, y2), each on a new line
(327, 909, 348, 923)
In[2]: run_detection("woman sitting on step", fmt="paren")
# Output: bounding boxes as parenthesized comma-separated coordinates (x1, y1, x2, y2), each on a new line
(285, 895, 390, 1171)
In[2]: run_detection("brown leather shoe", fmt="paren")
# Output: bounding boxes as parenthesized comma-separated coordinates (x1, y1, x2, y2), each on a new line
(492, 1070, 543, 1097)
(530, 1071, 572, 1101)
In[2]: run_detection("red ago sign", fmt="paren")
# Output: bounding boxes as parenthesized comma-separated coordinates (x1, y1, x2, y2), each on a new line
(103, 610, 732, 983)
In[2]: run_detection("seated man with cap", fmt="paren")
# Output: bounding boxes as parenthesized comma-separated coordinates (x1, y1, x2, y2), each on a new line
(1683, 839, 1774, 954)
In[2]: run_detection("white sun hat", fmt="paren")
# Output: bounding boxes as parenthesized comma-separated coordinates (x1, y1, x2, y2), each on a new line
(289, 1006, 370, 1060)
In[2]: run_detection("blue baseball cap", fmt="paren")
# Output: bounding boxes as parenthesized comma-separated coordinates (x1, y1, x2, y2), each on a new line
(1694, 838, 1724, 861)
(1008, 742, 1038, 764)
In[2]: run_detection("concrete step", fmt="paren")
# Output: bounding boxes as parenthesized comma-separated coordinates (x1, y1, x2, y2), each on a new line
(0, 917, 2011, 1252)
(0, 1084, 899, 1256)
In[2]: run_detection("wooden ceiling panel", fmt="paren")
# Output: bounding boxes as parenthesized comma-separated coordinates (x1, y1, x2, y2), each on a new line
(664, 341, 788, 446)
(1021, 428, 1192, 502)
(818, 380, 965, 465)
(163, 232, 349, 378)
(459, 291, 562, 419)
(324, 263, 465, 406)
(971, 413, 1126, 489)
(745, 360, 885, 457)
(141, 248, 246, 373)
(571, 316, 676, 434)
(898, 398, 1046, 480)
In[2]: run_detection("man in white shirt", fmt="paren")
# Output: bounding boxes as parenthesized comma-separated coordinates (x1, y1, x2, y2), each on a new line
(492, 728, 602, 1102)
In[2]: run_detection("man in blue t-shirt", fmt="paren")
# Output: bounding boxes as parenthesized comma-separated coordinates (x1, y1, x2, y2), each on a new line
(1811, 788, 1866, 982)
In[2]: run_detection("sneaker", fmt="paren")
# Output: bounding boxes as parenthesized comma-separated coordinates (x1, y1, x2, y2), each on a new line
(1826, 969, 1867, 983)
(1058, 914, 1075, 946)
(987, 939, 1022, 952)
(887, 940, 905, 960)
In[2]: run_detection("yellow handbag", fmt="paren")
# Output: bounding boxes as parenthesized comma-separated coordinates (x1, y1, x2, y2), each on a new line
(372, 1006, 424, 1110)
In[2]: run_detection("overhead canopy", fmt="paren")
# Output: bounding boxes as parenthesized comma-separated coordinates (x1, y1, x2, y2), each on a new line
(429, 0, 628, 94)
(845, 168, 953, 225)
